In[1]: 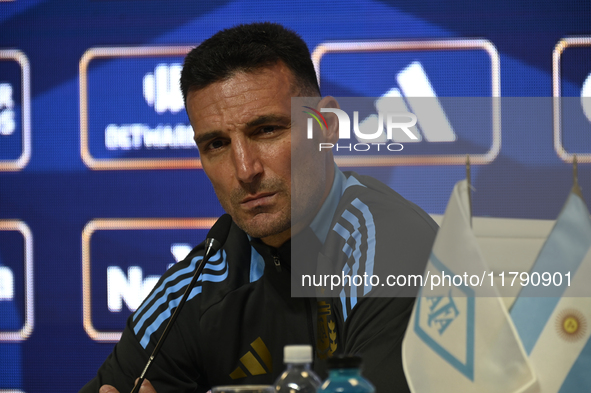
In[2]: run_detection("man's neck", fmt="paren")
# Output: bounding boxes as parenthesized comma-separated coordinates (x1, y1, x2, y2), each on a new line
(260, 227, 292, 248)
(261, 161, 337, 248)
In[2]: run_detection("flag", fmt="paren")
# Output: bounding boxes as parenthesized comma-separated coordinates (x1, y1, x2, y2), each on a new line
(511, 191, 591, 392)
(402, 180, 537, 393)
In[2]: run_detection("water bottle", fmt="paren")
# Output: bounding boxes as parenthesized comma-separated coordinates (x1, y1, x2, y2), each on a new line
(274, 345, 321, 392)
(317, 355, 375, 393)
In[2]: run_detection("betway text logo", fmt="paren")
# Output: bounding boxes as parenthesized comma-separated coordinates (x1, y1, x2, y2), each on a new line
(104, 63, 195, 151)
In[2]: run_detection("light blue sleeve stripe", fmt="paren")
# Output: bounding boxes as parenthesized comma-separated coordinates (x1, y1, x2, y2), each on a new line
(350, 259, 358, 309)
(134, 263, 228, 335)
(202, 259, 226, 271)
(333, 214, 353, 258)
(334, 199, 377, 299)
(511, 193, 591, 354)
(139, 286, 203, 348)
(138, 268, 229, 348)
(333, 222, 350, 241)
(350, 228, 365, 297)
(343, 263, 351, 276)
(134, 275, 192, 334)
(133, 250, 223, 322)
(340, 209, 361, 303)
(341, 209, 359, 230)
(341, 210, 361, 263)
(333, 222, 354, 257)
(200, 269, 229, 282)
(339, 288, 348, 322)
(342, 243, 353, 258)
(133, 256, 201, 321)
(134, 251, 225, 333)
(351, 199, 376, 295)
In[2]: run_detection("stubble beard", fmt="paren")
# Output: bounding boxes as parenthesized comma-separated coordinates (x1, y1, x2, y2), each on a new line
(221, 178, 291, 239)
(219, 175, 325, 241)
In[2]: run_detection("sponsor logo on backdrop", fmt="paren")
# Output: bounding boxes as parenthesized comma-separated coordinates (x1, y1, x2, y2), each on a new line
(0, 83, 15, 136)
(310, 39, 500, 166)
(0, 220, 33, 342)
(106, 242, 191, 313)
(82, 218, 213, 342)
(304, 61, 459, 153)
(583, 71, 591, 123)
(0, 50, 31, 171)
(79, 46, 201, 170)
(142, 63, 184, 114)
(553, 37, 591, 163)
(104, 63, 195, 151)
(363, 61, 457, 143)
(0, 265, 14, 300)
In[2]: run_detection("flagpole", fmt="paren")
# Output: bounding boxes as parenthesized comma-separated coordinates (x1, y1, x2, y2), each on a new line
(466, 154, 472, 228)
(572, 154, 583, 198)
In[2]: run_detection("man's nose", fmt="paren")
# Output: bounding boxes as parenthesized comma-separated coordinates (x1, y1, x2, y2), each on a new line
(232, 140, 263, 183)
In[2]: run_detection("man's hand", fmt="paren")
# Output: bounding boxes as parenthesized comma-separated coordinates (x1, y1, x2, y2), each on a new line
(99, 379, 157, 393)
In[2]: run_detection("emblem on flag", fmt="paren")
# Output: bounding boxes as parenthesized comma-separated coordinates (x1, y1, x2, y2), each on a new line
(414, 254, 475, 380)
(556, 309, 587, 342)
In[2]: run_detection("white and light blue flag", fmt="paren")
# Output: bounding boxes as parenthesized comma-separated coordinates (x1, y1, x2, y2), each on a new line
(511, 191, 591, 392)
(402, 180, 537, 393)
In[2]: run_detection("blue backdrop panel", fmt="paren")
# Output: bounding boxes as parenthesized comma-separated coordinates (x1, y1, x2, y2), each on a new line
(0, 1, 590, 392)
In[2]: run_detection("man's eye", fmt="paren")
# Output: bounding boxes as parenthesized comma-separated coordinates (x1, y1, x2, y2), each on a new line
(260, 126, 278, 134)
(208, 140, 225, 150)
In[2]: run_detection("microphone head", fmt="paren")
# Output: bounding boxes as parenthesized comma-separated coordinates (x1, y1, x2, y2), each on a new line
(206, 213, 233, 246)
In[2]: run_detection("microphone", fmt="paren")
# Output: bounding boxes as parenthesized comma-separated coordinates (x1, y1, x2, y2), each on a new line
(202, 214, 233, 260)
(130, 214, 233, 393)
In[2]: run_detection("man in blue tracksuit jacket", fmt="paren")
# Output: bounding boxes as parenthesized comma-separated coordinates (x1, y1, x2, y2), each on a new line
(81, 22, 437, 393)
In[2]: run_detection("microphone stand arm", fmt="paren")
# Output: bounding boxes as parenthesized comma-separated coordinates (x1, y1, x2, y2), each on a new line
(130, 239, 220, 393)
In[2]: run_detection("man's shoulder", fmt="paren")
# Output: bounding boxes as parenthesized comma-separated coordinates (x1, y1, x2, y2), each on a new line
(169, 221, 252, 276)
(134, 222, 254, 328)
(320, 171, 437, 298)
(315, 171, 437, 301)
(337, 171, 438, 234)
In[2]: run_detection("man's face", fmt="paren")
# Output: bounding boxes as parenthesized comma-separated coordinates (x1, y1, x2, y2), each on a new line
(186, 62, 333, 247)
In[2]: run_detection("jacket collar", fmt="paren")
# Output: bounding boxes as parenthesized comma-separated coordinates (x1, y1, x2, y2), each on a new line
(249, 164, 345, 272)
(308, 164, 346, 243)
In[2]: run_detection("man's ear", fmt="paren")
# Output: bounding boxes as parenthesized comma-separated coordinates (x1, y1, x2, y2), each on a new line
(316, 96, 340, 144)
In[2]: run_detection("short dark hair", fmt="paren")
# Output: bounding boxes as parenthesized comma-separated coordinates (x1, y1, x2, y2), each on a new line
(180, 22, 320, 103)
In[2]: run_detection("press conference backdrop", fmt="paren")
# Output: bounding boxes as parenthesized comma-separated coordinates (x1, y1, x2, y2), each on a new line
(0, 1, 590, 391)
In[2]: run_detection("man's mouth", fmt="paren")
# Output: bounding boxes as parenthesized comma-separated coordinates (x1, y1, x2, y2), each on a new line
(239, 192, 277, 209)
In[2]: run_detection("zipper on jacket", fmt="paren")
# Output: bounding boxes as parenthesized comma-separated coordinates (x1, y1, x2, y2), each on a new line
(305, 298, 316, 358)
(271, 249, 281, 272)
